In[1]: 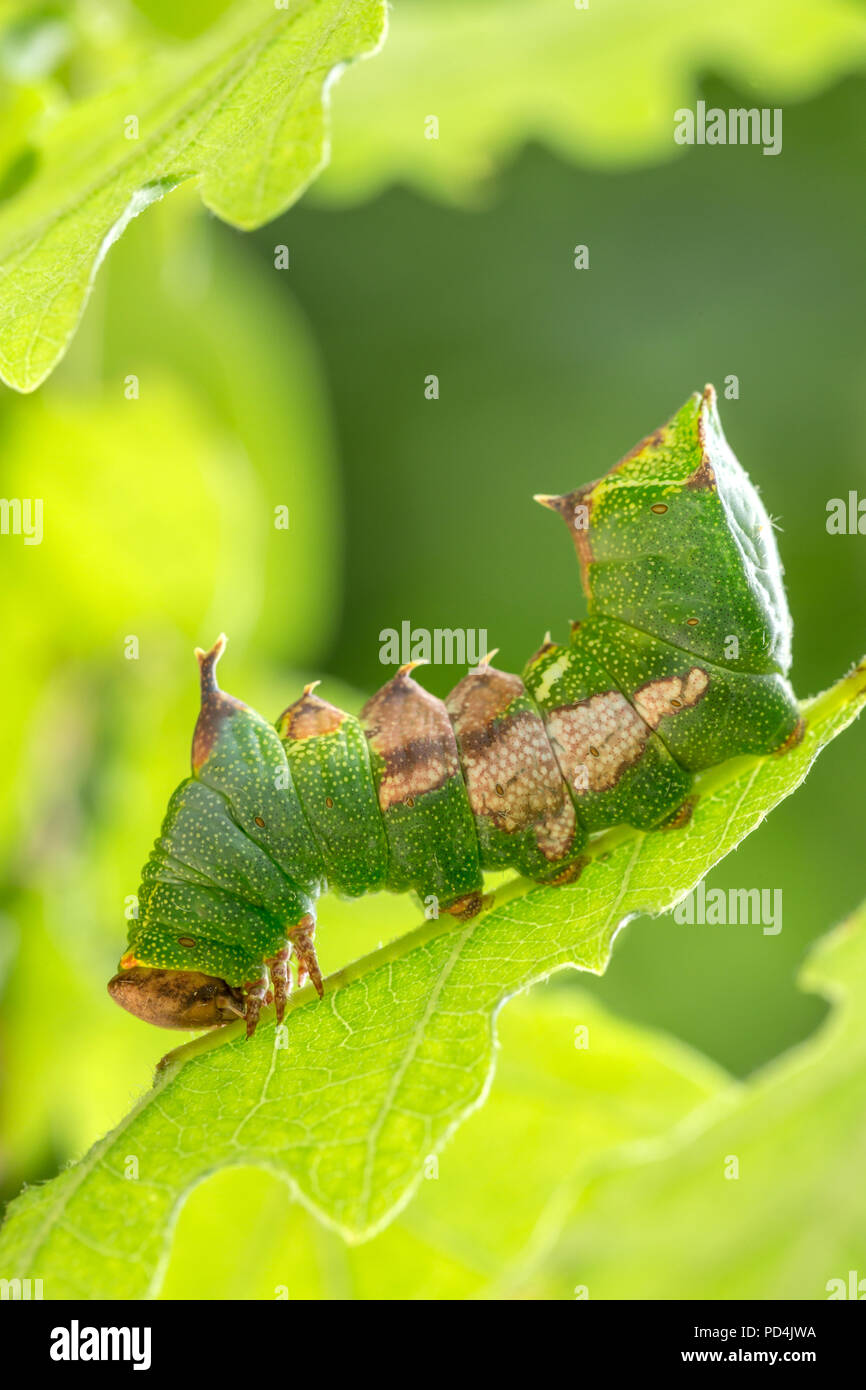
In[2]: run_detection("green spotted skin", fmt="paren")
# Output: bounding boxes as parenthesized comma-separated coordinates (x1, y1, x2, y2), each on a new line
(276, 689, 389, 897)
(129, 667, 320, 985)
(523, 632, 694, 834)
(134, 872, 291, 985)
(578, 391, 792, 675)
(118, 386, 803, 1001)
(583, 616, 800, 771)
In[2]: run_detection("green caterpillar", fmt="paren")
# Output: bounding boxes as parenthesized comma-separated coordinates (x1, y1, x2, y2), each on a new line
(109, 386, 803, 1036)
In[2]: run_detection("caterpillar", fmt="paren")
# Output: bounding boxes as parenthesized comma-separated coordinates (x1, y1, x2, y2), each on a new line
(108, 386, 804, 1037)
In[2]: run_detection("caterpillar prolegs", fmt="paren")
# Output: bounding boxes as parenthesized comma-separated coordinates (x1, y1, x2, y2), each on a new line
(108, 386, 804, 1037)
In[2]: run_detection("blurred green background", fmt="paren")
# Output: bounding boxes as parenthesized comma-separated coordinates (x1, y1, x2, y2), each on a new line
(0, 0, 864, 1298)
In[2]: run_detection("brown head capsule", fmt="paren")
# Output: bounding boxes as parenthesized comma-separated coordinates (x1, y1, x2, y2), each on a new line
(107, 966, 244, 1030)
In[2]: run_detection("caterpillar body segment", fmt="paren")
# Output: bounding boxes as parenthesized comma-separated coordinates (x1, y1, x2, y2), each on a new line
(276, 684, 390, 898)
(108, 386, 804, 1037)
(523, 630, 696, 833)
(445, 662, 586, 881)
(359, 665, 486, 914)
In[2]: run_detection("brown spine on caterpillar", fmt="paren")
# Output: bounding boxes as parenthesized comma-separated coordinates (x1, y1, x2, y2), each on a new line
(534, 490, 595, 598)
(191, 634, 248, 771)
(277, 682, 346, 741)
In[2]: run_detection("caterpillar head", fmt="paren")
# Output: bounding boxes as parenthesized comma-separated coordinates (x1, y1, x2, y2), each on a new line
(107, 966, 245, 1030)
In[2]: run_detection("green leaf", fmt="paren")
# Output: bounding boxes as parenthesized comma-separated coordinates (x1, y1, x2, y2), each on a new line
(0, 662, 863, 1296)
(160, 895, 866, 1300)
(317, 0, 866, 204)
(0, 0, 387, 393)
(518, 897, 866, 1300)
(160, 988, 729, 1299)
